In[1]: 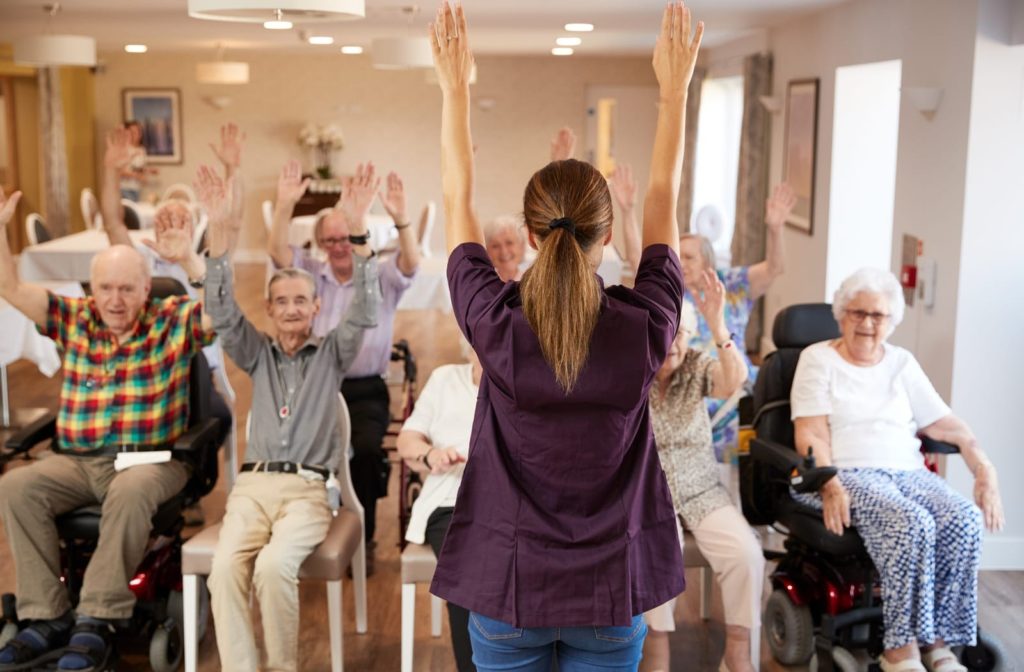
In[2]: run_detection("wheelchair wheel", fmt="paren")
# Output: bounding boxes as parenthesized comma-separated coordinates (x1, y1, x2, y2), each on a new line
(149, 618, 183, 672)
(809, 646, 859, 672)
(168, 578, 211, 643)
(765, 588, 814, 665)
(0, 622, 17, 649)
(956, 631, 1007, 672)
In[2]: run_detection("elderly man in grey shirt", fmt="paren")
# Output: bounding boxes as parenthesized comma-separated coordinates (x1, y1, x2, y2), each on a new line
(192, 169, 380, 672)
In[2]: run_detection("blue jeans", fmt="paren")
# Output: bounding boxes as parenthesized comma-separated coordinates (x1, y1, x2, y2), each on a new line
(469, 612, 647, 671)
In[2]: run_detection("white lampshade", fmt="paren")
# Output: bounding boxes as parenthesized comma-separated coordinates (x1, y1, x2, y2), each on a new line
(188, 0, 364, 22)
(13, 35, 97, 67)
(372, 37, 433, 70)
(196, 61, 251, 84)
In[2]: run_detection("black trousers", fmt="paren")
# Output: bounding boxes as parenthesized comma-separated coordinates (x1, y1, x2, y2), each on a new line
(341, 376, 392, 542)
(425, 507, 476, 672)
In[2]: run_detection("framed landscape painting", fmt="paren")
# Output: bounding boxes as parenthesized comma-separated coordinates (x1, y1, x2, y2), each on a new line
(122, 88, 183, 165)
(782, 78, 819, 234)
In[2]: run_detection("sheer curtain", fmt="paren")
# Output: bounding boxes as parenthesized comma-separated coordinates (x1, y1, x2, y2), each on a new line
(679, 66, 706, 232)
(730, 53, 773, 352)
(39, 67, 70, 237)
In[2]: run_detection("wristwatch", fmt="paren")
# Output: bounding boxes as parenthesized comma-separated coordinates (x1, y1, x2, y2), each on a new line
(348, 233, 370, 246)
(715, 333, 736, 349)
(188, 275, 206, 289)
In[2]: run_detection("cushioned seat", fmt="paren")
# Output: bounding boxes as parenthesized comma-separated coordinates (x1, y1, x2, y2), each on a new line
(777, 499, 867, 557)
(56, 494, 185, 541)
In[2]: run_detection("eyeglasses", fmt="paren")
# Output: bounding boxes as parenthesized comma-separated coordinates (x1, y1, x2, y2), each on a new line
(318, 237, 350, 248)
(845, 309, 890, 324)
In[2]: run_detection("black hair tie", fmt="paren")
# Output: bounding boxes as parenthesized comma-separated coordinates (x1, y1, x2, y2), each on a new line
(549, 217, 576, 235)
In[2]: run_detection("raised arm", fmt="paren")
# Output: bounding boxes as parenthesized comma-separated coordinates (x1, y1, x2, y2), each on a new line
(747, 183, 795, 299)
(327, 194, 378, 370)
(692, 269, 746, 398)
(0, 189, 48, 326)
(337, 162, 379, 261)
(268, 160, 310, 269)
(377, 171, 421, 276)
(609, 163, 641, 273)
(209, 122, 247, 223)
(549, 127, 577, 162)
(644, 2, 703, 254)
(430, 3, 483, 253)
(100, 127, 135, 247)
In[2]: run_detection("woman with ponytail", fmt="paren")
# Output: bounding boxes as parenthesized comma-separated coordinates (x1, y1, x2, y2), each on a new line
(428, 3, 703, 670)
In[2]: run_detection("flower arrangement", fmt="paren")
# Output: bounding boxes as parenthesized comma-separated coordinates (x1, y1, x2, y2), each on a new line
(298, 123, 345, 178)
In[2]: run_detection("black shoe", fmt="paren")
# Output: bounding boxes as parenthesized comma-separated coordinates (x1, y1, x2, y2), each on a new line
(56, 620, 116, 672)
(0, 619, 72, 672)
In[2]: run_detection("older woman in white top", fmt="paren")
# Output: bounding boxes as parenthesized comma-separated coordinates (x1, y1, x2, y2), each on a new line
(482, 215, 526, 282)
(397, 343, 479, 672)
(791, 268, 1004, 672)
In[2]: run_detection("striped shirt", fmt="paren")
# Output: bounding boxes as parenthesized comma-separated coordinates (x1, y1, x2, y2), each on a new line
(39, 292, 214, 453)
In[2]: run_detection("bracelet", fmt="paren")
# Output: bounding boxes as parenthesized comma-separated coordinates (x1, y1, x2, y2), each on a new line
(422, 448, 434, 470)
(715, 333, 736, 349)
(394, 221, 412, 230)
(348, 233, 369, 246)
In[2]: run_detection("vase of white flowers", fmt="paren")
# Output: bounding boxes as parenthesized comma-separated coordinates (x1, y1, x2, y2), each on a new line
(298, 122, 345, 179)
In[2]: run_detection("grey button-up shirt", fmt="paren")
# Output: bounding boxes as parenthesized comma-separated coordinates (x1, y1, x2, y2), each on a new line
(206, 253, 380, 471)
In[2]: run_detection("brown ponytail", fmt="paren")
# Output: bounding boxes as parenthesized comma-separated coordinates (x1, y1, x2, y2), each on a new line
(520, 159, 612, 393)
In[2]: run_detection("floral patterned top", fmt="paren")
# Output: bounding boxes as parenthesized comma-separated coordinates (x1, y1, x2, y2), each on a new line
(684, 265, 756, 460)
(649, 349, 733, 527)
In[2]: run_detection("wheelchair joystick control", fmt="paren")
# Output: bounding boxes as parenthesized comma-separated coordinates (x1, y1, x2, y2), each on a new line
(790, 447, 838, 494)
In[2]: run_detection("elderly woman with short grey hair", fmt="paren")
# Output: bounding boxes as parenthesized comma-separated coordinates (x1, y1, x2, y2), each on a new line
(482, 214, 526, 282)
(791, 267, 1004, 672)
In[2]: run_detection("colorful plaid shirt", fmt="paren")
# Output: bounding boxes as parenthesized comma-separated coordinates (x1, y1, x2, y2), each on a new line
(39, 292, 214, 453)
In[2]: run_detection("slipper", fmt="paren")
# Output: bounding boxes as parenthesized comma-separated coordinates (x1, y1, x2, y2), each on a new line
(0, 621, 71, 672)
(922, 646, 967, 672)
(56, 621, 116, 672)
(878, 656, 927, 672)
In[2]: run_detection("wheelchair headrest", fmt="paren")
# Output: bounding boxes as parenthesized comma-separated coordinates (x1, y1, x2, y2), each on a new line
(151, 277, 189, 299)
(772, 303, 840, 349)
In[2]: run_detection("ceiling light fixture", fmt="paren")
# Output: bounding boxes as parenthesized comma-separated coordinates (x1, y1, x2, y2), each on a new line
(13, 3, 97, 67)
(340, 45, 364, 54)
(188, 0, 365, 23)
(124, 44, 148, 54)
(263, 10, 293, 29)
(552, 47, 574, 56)
(197, 44, 250, 84)
(372, 6, 433, 70)
(564, 23, 594, 32)
(556, 37, 581, 46)
(308, 35, 334, 45)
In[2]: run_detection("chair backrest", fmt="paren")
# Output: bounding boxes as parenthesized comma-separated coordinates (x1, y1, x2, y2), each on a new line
(25, 213, 51, 245)
(418, 201, 437, 258)
(121, 199, 142, 230)
(261, 200, 274, 233)
(80, 188, 102, 230)
(193, 217, 209, 255)
(162, 183, 197, 204)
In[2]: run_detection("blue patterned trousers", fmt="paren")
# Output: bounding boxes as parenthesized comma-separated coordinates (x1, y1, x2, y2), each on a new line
(803, 468, 982, 651)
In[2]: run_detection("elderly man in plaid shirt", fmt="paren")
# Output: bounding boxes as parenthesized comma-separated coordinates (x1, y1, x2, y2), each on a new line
(0, 183, 223, 672)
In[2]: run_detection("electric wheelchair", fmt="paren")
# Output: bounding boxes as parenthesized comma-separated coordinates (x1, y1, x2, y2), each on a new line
(0, 278, 226, 671)
(740, 303, 1006, 672)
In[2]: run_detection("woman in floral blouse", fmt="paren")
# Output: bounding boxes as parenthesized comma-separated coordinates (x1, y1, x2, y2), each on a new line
(641, 269, 766, 672)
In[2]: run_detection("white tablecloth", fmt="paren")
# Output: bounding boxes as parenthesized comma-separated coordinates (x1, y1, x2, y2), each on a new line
(134, 202, 157, 229)
(397, 256, 450, 312)
(0, 281, 85, 375)
(19, 230, 153, 282)
(289, 214, 396, 251)
(523, 244, 625, 287)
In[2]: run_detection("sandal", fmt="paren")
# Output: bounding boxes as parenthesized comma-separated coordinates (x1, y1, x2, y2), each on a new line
(0, 621, 71, 671)
(878, 656, 927, 672)
(56, 621, 116, 672)
(922, 646, 967, 672)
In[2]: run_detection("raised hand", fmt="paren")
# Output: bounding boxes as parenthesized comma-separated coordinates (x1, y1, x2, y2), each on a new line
(338, 162, 379, 235)
(0, 188, 22, 229)
(377, 171, 408, 225)
(691, 269, 726, 329)
(104, 127, 136, 171)
(652, 2, 704, 100)
(210, 122, 246, 171)
(143, 203, 194, 265)
(277, 160, 311, 207)
(550, 127, 576, 162)
(765, 183, 797, 231)
(194, 164, 236, 258)
(608, 163, 638, 210)
(429, 2, 474, 95)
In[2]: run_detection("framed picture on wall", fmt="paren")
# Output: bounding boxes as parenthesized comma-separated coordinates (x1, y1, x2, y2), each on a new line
(122, 88, 182, 165)
(782, 78, 819, 234)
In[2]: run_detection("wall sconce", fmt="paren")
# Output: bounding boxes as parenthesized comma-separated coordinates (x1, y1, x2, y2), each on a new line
(903, 86, 943, 120)
(758, 95, 782, 114)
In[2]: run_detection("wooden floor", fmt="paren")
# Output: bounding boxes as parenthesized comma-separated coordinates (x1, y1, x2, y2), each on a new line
(1, 261, 1021, 671)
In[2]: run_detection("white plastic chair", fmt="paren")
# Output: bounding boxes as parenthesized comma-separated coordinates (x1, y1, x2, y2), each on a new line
(80, 188, 102, 230)
(261, 200, 274, 233)
(25, 213, 50, 245)
(182, 393, 367, 672)
(400, 544, 444, 672)
(121, 199, 143, 230)
(162, 183, 197, 204)
(417, 201, 437, 258)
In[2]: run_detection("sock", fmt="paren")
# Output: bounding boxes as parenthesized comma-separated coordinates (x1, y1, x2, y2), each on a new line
(56, 617, 113, 671)
(0, 612, 73, 664)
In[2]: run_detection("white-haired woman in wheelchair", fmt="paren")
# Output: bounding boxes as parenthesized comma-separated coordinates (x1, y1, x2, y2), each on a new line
(791, 267, 1004, 672)
(642, 270, 764, 672)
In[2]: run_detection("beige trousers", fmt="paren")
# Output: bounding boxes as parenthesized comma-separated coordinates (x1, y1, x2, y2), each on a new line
(645, 504, 765, 631)
(207, 472, 332, 672)
(0, 454, 189, 620)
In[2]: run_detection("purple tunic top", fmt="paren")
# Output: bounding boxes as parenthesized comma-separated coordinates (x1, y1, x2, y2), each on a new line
(430, 242, 686, 628)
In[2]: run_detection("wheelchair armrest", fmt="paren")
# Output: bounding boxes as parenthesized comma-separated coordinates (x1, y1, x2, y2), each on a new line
(4, 413, 57, 455)
(750, 436, 802, 474)
(919, 435, 959, 454)
(172, 418, 222, 455)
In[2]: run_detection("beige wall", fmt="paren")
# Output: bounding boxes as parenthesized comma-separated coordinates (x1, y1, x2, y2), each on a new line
(93, 50, 655, 256)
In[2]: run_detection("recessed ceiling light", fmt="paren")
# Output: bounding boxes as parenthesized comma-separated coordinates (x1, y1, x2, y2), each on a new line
(552, 47, 574, 56)
(308, 35, 334, 45)
(564, 23, 594, 32)
(124, 44, 148, 53)
(556, 37, 582, 47)
(340, 45, 363, 54)
(264, 19, 293, 29)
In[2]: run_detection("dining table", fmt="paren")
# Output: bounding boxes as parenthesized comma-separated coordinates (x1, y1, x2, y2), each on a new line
(18, 229, 153, 283)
